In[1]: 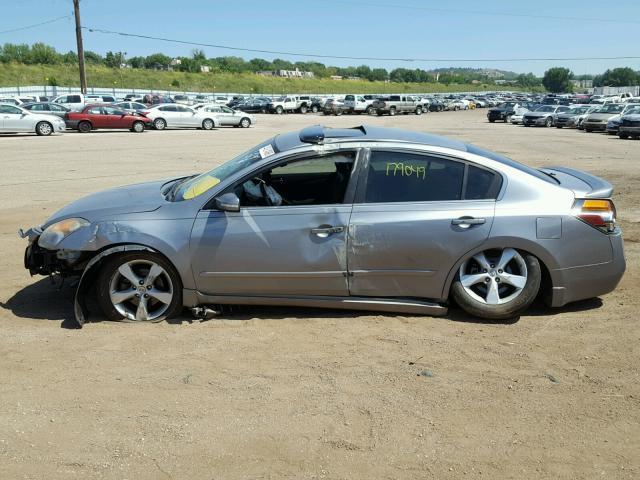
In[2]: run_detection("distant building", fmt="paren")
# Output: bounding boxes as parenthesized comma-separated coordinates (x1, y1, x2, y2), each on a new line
(170, 58, 182, 66)
(256, 68, 314, 78)
(572, 79, 593, 89)
(330, 75, 343, 81)
(200, 65, 211, 73)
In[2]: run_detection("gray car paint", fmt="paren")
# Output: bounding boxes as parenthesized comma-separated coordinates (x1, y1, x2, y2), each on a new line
(22, 125, 625, 324)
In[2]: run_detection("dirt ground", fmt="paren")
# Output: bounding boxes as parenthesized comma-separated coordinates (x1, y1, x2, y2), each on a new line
(0, 109, 638, 479)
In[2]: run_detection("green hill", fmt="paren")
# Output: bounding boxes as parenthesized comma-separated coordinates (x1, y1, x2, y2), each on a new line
(0, 63, 529, 94)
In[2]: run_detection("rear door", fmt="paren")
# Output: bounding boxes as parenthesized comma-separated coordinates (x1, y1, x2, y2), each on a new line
(348, 149, 499, 300)
(102, 106, 127, 128)
(86, 106, 107, 128)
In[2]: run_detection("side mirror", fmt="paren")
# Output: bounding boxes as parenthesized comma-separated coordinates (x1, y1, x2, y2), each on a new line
(214, 192, 240, 212)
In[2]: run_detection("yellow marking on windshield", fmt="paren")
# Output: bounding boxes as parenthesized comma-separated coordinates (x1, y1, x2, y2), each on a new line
(386, 162, 427, 180)
(182, 176, 221, 200)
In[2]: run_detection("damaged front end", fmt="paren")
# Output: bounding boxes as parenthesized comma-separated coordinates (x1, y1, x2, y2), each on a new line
(21, 226, 88, 277)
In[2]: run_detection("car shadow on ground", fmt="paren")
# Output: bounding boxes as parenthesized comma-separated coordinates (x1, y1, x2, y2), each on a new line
(2, 278, 607, 329)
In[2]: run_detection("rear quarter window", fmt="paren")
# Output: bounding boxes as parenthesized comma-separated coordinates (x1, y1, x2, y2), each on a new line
(465, 165, 502, 200)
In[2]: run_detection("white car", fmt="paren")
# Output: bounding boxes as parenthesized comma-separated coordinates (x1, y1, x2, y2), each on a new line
(0, 104, 66, 135)
(143, 104, 221, 130)
(194, 104, 254, 127)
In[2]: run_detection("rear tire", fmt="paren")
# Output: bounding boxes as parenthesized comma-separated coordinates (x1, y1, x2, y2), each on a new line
(451, 249, 541, 320)
(488, 119, 495, 123)
(389, 107, 396, 116)
(131, 121, 145, 133)
(311, 105, 319, 113)
(365, 106, 374, 115)
(415, 106, 423, 115)
(78, 121, 91, 133)
(275, 106, 284, 115)
(35, 121, 53, 136)
(299, 105, 308, 114)
(619, 132, 629, 139)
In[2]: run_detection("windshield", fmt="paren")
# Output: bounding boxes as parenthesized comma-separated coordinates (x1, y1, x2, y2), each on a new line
(568, 106, 589, 114)
(624, 106, 640, 115)
(597, 104, 624, 113)
(171, 137, 278, 201)
(499, 102, 516, 108)
(534, 106, 555, 112)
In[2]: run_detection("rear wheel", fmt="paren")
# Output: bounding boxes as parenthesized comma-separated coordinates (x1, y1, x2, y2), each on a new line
(311, 105, 319, 113)
(505, 114, 512, 123)
(96, 252, 183, 322)
(153, 118, 166, 130)
(131, 121, 145, 133)
(544, 117, 553, 127)
(488, 119, 495, 123)
(619, 132, 629, 139)
(35, 121, 53, 136)
(451, 248, 541, 320)
(415, 106, 423, 115)
(78, 121, 91, 133)
(365, 106, 374, 115)
(299, 105, 308, 114)
(389, 107, 396, 116)
(275, 106, 284, 115)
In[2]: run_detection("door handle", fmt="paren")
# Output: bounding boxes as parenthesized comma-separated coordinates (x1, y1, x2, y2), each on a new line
(311, 225, 344, 237)
(452, 217, 486, 228)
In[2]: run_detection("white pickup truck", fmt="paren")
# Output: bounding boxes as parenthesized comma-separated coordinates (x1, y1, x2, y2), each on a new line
(343, 94, 376, 114)
(267, 96, 314, 114)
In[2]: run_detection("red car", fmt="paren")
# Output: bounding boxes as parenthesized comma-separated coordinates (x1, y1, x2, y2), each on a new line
(65, 105, 152, 133)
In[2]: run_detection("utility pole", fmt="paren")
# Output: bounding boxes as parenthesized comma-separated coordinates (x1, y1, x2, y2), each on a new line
(73, 0, 87, 93)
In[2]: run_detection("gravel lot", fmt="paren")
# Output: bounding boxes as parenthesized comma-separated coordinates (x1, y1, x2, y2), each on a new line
(0, 109, 638, 479)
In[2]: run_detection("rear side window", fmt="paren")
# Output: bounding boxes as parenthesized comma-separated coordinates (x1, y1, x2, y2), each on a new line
(364, 151, 464, 203)
(465, 165, 502, 200)
(68, 95, 82, 103)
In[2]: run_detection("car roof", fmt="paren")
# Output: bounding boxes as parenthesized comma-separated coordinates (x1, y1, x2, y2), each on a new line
(276, 125, 467, 152)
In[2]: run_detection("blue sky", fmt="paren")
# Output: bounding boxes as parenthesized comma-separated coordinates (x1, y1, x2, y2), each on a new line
(2, 0, 640, 75)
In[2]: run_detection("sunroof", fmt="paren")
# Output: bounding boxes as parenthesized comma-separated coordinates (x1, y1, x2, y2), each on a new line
(299, 125, 366, 144)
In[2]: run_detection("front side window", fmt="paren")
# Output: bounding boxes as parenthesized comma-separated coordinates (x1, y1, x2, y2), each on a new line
(87, 107, 102, 114)
(231, 152, 356, 207)
(0, 105, 22, 114)
(29, 104, 45, 111)
(68, 95, 82, 103)
(364, 151, 465, 203)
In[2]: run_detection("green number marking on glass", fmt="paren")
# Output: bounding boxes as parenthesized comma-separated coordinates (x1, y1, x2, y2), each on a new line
(386, 162, 426, 180)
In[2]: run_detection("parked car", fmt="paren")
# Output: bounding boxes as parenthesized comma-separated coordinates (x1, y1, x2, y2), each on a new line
(509, 105, 531, 125)
(173, 95, 192, 105)
(111, 101, 149, 115)
(322, 98, 351, 116)
(618, 107, 640, 139)
(487, 102, 518, 122)
(20, 125, 625, 326)
(523, 105, 569, 127)
(343, 94, 376, 114)
(22, 102, 71, 119)
(427, 98, 445, 112)
(196, 104, 254, 127)
(235, 98, 270, 114)
(52, 94, 86, 111)
(0, 103, 66, 135)
(582, 104, 626, 132)
(372, 95, 425, 115)
(65, 105, 152, 133)
(605, 104, 640, 135)
(143, 104, 220, 130)
(554, 105, 598, 129)
(267, 96, 311, 114)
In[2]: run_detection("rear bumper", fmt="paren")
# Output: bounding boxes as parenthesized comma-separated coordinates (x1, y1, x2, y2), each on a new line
(619, 126, 640, 134)
(550, 230, 625, 307)
(65, 119, 79, 129)
(583, 122, 606, 131)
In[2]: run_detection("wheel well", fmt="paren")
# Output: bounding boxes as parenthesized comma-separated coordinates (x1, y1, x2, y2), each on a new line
(443, 247, 555, 302)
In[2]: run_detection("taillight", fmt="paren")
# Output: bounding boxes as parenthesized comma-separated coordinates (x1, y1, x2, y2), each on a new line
(573, 199, 617, 233)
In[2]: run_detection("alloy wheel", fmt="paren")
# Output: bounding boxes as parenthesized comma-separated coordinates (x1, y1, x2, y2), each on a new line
(458, 248, 528, 305)
(108, 260, 174, 321)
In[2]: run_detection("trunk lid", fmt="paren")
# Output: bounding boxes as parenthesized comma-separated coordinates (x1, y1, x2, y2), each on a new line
(540, 166, 613, 198)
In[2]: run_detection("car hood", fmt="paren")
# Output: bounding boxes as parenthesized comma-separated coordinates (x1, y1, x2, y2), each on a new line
(44, 179, 170, 227)
(622, 114, 640, 121)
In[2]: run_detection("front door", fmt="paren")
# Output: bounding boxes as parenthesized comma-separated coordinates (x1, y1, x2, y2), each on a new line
(348, 149, 499, 300)
(0, 105, 28, 131)
(190, 151, 360, 297)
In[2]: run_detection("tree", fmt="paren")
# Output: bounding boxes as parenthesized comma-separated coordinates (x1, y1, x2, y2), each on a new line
(368, 68, 388, 82)
(516, 73, 540, 88)
(84, 50, 104, 65)
(105, 51, 125, 68)
(593, 68, 639, 87)
(29, 42, 60, 64)
(542, 67, 573, 93)
(128, 56, 145, 69)
(143, 53, 171, 69)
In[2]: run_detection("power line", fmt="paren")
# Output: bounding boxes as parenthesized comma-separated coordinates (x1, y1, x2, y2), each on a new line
(330, 0, 640, 25)
(0, 15, 72, 35)
(84, 26, 640, 63)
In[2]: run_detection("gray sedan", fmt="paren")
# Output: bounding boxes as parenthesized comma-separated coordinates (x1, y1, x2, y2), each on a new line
(20, 125, 625, 326)
(21, 102, 71, 119)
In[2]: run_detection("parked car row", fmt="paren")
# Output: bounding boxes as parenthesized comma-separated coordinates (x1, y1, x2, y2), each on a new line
(0, 100, 256, 135)
(487, 99, 640, 140)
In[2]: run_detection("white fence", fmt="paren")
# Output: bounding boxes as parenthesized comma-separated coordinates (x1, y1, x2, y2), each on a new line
(591, 86, 640, 96)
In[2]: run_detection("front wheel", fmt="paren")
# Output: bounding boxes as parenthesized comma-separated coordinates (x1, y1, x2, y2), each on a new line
(619, 132, 629, 139)
(299, 105, 308, 114)
(451, 248, 541, 320)
(239, 117, 251, 128)
(365, 106, 374, 115)
(153, 118, 166, 130)
(35, 121, 53, 136)
(311, 105, 319, 113)
(545, 117, 553, 127)
(96, 252, 183, 322)
(415, 106, 423, 115)
(202, 118, 214, 130)
(389, 107, 396, 116)
(275, 106, 284, 115)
